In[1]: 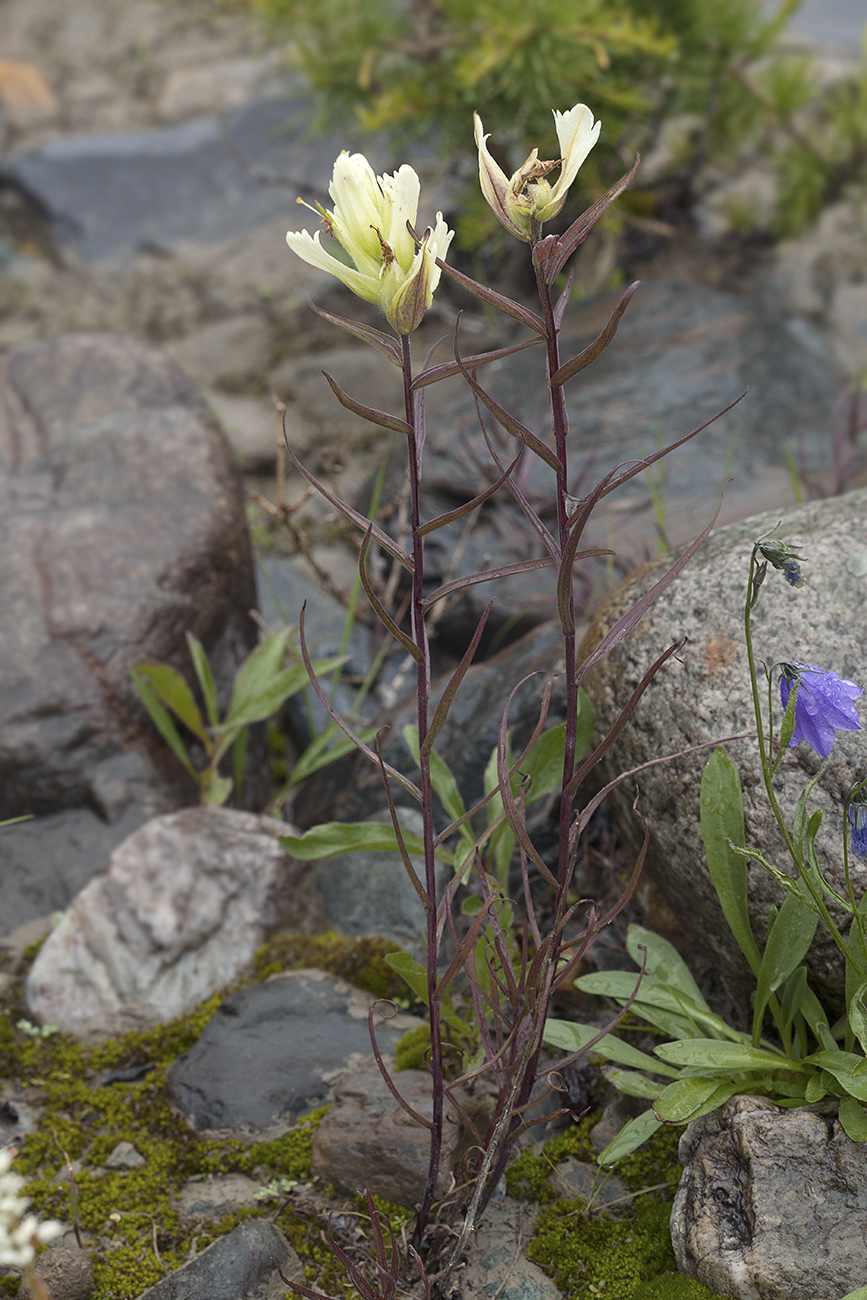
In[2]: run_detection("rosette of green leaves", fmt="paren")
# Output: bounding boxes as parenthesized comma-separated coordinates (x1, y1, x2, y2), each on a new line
(131, 628, 346, 807)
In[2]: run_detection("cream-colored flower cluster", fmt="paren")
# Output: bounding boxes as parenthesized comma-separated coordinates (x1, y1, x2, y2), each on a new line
(0, 1148, 62, 1269)
(286, 153, 453, 335)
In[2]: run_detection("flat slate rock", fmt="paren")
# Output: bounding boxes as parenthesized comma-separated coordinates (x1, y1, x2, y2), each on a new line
(165, 969, 420, 1140)
(138, 1220, 297, 1300)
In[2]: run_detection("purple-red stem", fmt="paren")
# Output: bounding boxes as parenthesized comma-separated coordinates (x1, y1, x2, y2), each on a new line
(401, 333, 444, 1246)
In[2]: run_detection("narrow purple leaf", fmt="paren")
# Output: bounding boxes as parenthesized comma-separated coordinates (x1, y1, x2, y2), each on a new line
(412, 336, 544, 390)
(358, 527, 423, 662)
(574, 488, 727, 690)
(435, 257, 547, 335)
(298, 604, 421, 802)
(497, 679, 560, 890)
(421, 557, 554, 613)
(416, 443, 525, 537)
(282, 412, 413, 573)
(550, 281, 640, 386)
(368, 1003, 435, 1131)
(475, 397, 559, 561)
(309, 301, 402, 366)
(553, 269, 575, 329)
(453, 325, 563, 473)
(374, 732, 434, 913)
(421, 601, 493, 757)
(322, 371, 412, 435)
(433, 900, 497, 1003)
(542, 157, 641, 283)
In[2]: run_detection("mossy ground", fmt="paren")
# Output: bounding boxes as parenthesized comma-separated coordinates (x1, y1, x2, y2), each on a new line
(0, 932, 408, 1300)
(506, 1115, 727, 1300)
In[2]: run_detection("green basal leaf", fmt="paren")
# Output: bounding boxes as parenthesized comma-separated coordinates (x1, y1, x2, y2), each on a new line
(130, 670, 199, 781)
(848, 982, 867, 1059)
(753, 891, 818, 1043)
(225, 656, 345, 733)
(654, 1039, 799, 1074)
(653, 1077, 741, 1124)
(519, 723, 567, 804)
(200, 769, 233, 808)
(280, 821, 454, 865)
(838, 1286, 867, 1299)
(700, 748, 762, 976)
(838, 1095, 867, 1142)
(186, 631, 220, 728)
(804, 1072, 829, 1103)
(543, 1019, 678, 1077)
(574, 971, 744, 1042)
(596, 1109, 662, 1168)
(403, 725, 467, 825)
(605, 1067, 664, 1099)
(806, 1051, 867, 1102)
(132, 661, 208, 746)
(625, 924, 710, 1010)
(384, 950, 429, 1006)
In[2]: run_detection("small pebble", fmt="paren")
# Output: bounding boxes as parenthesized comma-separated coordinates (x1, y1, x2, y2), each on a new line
(21, 1244, 95, 1300)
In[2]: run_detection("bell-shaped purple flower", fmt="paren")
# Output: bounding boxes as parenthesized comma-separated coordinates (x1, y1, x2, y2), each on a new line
(848, 802, 867, 859)
(779, 662, 863, 758)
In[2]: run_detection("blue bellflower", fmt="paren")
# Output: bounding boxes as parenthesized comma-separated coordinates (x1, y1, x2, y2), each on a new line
(779, 662, 863, 758)
(849, 803, 867, 859)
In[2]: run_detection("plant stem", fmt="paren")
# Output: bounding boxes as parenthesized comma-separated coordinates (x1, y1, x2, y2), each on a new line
(401, 333, 444, 1245)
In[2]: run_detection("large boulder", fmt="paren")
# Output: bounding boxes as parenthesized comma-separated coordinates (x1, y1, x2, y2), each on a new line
(0, 333, 258, 930)
(23, 808, 310, 1039)
(581, 491, 867, 1010)
(671, 1095, 867, 1300)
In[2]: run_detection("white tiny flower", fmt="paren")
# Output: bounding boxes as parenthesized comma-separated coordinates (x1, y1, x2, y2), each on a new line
(0, 1148, 63, 1269)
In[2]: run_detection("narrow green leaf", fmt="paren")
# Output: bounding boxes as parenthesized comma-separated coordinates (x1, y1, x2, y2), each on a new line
(280, 821, 453, 865)
(130, 670, 198, 781)
(287, 723, 378, 786)
(605, 1068, 666, 1099)
(519, 724, 567, 805)
(596, 1109, 662, 1167)
(700, 749, 761, 976)
(574, 971, 744, 1042)
(186, 632, 220, 728)
(625, 925, 710, 1011)
(804, 1072, 829, 1103)
(226, 657, 345, 732)
(132, 661, 208, 745)
(653, 1077, 740, 1124)
(384, 951, 429, 1006)
(753, 892, 818, 1040)
(227, 628, 291, 714)
(838, 1095, 867, 1142)
(654, 1039, 798, 1073)
(806, 1051, 867, 1102)
(543, 1019, 679, 1077)
(402, 725, 466, 824)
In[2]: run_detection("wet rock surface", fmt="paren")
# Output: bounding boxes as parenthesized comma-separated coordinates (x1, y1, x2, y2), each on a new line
(671, 1095, 867, 1300)
(582, 489, 867, 1011)
(0, 332, 258, 931)
(23, 808, 309, 1039)
(165, 969, 421, 1140)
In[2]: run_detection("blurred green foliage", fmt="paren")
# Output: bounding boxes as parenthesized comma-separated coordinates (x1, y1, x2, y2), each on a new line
(219, 0, 867, 244)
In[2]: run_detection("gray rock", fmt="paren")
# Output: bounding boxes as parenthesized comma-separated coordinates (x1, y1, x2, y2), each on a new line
(103, 1141, 145, 1170)
(455, 1197, 563, 1300)
(165, 969, 421, 1140)
(24, 808, 307, 1039)
(549, 1156, 629, 1210)
(178, 1173, 264, 1222)
(581, 490, 867, 1009)
(138, 1219, 298, 1300)
(0, 332, 258, 931)
(20, 1244, 95, 1300)
(671, 1095, 867, 1300)
(0, 93, 337, 263)
(311, 1063, 461, 1207)
(313, 809, 447, 958)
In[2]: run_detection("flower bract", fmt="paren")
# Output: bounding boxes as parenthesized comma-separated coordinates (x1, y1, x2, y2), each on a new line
(779, 662, 863, 758)
(286, 152, 453, 334)
(474, 103, 601, 242)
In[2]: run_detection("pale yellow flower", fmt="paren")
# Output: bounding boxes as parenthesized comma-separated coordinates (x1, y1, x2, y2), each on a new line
(474, 104, 601, 242)
(286, 152, 453, 335)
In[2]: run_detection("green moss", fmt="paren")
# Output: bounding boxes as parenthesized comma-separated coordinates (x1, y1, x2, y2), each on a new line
(394, 1024, 430, 1071)
(253, 931, 410, 1002)
(507, 1118, 719, 1300)
(639, 1275, 727, 1299)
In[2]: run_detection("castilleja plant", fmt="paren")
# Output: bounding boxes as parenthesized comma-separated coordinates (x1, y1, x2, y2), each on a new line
(281, 107, 742, 1290)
